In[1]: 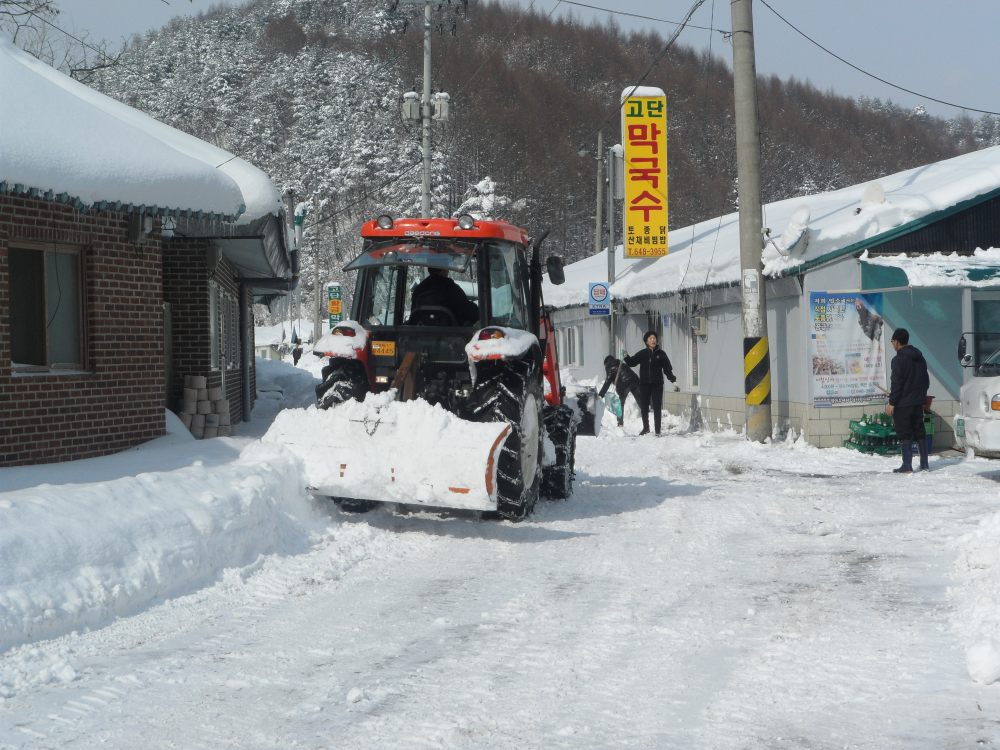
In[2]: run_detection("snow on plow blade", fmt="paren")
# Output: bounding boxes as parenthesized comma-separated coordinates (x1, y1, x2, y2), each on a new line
(262, 392, 511, 511)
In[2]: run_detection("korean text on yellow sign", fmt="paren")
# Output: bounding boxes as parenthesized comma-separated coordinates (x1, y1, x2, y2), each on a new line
(623, 95, 667, 257)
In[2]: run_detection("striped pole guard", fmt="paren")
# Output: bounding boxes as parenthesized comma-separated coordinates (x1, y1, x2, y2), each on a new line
(744, 336, 771, 406)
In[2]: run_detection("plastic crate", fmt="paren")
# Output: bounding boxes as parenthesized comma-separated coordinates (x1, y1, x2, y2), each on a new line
(843, 439, 901, 455)
(849, 419, 895, 438)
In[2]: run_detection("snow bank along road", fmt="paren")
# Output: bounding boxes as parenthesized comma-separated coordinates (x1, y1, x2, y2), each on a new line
(3, 421, 1000, 747)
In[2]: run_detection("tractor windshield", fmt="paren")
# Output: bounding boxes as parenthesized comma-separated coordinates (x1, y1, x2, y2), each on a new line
(345, 239, 476, 274)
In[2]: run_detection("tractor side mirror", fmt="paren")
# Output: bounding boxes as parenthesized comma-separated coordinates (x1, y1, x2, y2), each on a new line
(546, 255, 566, 285)
(959, 334, 974, 367)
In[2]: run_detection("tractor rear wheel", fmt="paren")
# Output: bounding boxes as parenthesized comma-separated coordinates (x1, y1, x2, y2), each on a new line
(472, 358, 543, 521)
(315, 360, 369, 410)
(541, 404, 576, 500)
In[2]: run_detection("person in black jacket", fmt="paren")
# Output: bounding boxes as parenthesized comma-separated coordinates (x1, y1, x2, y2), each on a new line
(624, 331, 679, 436)
(598, 355, 641, 427)
(886, 328, 931, 473)
(409, 267, 479, 325)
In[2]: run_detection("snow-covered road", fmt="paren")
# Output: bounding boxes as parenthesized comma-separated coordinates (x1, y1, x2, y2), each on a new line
(3, 423, 1000, 748)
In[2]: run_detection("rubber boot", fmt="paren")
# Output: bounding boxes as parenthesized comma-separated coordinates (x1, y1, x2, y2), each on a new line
(893, 442, 913, 474)
(639, 410, 650, 436)
(917, 438, 930, 471)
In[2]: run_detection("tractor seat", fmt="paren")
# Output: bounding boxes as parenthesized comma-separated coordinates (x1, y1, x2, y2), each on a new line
(407, 305, 459, 327)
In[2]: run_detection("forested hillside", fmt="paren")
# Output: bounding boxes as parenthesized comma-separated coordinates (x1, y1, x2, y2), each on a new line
(84, 0, 1000, 315)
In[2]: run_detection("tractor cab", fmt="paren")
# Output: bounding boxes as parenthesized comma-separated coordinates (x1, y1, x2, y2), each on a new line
(332, 215, 563, 407)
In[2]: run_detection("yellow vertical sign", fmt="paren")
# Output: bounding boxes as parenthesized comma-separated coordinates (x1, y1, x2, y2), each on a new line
(622, 93, 668, 257)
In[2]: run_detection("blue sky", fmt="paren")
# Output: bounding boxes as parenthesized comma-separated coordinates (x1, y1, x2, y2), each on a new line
(55, 0, 999, 120)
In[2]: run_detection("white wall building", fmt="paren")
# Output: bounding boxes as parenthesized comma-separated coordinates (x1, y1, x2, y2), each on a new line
(544, 146, 1000, 448)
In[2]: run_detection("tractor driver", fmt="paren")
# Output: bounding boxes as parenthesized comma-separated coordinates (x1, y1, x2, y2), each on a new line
(410, 266, 479, 326)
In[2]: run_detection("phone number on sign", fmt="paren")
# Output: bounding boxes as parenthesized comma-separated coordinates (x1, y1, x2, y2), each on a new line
(625, 247, 668, 257)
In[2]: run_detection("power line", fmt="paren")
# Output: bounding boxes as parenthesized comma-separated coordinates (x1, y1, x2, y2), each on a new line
(554, 0, 729, 35)
(452, 0, 545, 98)
(527, 0, 708, 200)
(759, 0, 1000, 117)
(302, 158, 426, 230)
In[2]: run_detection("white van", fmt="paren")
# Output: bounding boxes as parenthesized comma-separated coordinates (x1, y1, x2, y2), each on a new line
(954, 334, 1000, 457)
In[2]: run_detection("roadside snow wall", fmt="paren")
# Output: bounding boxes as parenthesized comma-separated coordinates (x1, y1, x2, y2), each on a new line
(953, 509, 1000, 684)
(0, 442, 316, 651)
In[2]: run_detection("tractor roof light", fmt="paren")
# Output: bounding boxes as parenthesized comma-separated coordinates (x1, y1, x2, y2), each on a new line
(376, 215, 394, 229)
(479, 328, 505, 340)
(457, 214, 476, 230)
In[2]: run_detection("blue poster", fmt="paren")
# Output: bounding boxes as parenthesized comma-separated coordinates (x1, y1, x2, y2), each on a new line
(810, 292, 888, 406)
(589, 283, 611, 316)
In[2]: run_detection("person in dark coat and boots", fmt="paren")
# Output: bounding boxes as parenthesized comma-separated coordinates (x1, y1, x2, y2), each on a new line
(624, 331, 678, 435)
(292, 343, 303, 366)
(598, 354, 641, 427)
(886, 328, 931, 473)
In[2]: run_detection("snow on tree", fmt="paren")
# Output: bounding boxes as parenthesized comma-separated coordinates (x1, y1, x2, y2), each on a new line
(453, 177, 510, 220)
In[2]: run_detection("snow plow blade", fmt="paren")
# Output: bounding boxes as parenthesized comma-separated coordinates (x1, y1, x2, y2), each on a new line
(262, 392, 511, 512)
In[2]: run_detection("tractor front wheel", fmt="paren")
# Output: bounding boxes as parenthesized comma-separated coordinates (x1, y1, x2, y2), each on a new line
(472, 358, 544, 520)
(315, 360, 369, 410)
(541, 404, 576, 500)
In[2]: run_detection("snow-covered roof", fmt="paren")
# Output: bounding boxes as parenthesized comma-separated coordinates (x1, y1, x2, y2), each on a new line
(545, 144, 1000, 307)
(861, 248, 1000, 287)
(0, 37, 282, 224)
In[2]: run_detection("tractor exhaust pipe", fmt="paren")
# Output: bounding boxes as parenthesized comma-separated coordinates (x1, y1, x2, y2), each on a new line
(529, 228, 550, 338)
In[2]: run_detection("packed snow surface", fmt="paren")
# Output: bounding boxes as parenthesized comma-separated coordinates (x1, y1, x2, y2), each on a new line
(4, 390, 1000, 746)
(861, 247, 1000, 287)
(0, 37, 281, 222)
(545, 145, 1000, 307)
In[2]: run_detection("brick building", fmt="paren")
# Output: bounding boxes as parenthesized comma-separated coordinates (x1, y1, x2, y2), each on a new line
(0, 38, 294, 467)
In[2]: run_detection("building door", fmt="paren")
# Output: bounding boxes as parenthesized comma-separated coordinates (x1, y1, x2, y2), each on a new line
(973, 293, 1000, 366)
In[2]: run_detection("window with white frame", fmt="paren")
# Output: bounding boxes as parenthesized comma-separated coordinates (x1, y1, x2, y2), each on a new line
(210, 282, 241, 371)
(557, 325, 584, 367)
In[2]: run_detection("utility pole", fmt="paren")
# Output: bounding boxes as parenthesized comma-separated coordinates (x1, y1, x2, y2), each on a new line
(731, 0, 772, 441)
(400, 0, 449, 218)
(420, 0, 432, 218)
(313, 193, 321, 343)
(607, 145, 616, 357)
(594, 130, 603, 256)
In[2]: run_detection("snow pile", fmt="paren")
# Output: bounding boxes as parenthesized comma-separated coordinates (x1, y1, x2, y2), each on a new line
(0, 441, 318, 651)
(545, 145, 1000, 307)
(262, 392, 510, 511)
(861, 247, 1000, 287)
(953, 507, 1000, 684)
(313, 321, 369, 359)
(0, 36, 282, 223)
(465, 327, 538, 361)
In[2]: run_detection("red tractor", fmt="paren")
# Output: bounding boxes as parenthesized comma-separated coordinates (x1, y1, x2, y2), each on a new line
(309, 214, 591, 519)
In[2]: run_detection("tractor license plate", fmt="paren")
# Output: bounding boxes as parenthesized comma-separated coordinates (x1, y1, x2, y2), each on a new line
(956, 418, 965, 437)
(371, 341, 395, 357)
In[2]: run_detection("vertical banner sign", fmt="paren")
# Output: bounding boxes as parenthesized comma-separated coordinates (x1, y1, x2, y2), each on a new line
(810, 291, 888, 406)
(622, 89, 668, 257)
(589, 283, 611, 316)
(327, 283, 342, 329)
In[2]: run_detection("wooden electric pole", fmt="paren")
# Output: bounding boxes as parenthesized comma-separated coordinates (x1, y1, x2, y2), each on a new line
(594, 129, 603, 256)
(731, 0, 772, 442)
